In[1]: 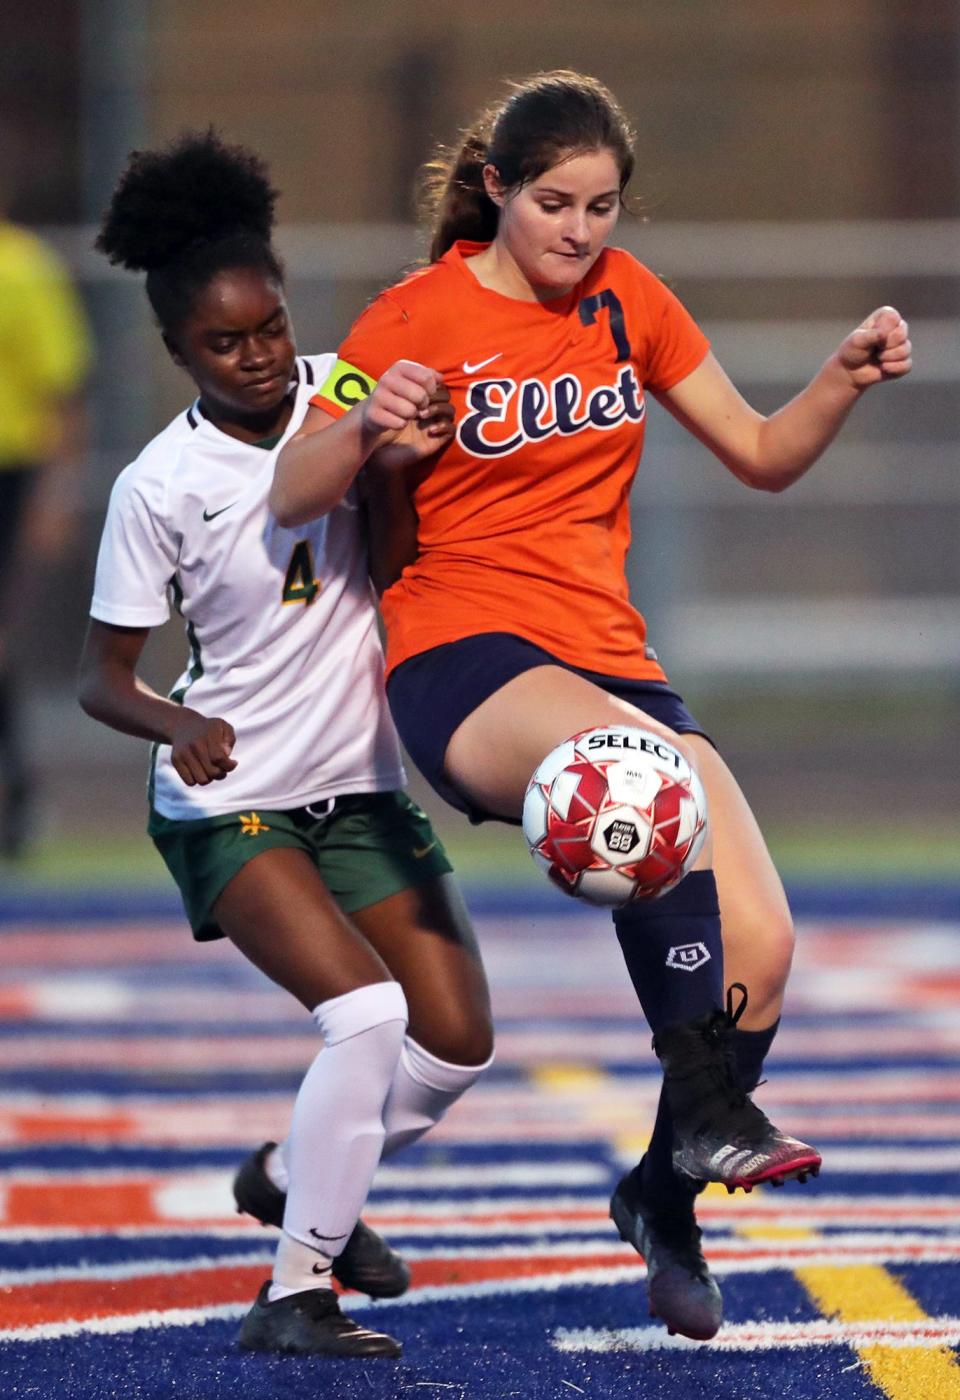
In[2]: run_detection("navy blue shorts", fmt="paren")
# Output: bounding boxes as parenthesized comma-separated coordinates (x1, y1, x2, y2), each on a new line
(386, 631, 712, 823)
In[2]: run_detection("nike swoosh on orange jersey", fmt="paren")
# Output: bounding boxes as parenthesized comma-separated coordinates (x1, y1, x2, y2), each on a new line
(462, 353, 503, 374)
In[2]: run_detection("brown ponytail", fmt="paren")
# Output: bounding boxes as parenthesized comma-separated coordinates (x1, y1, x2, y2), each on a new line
(420, 71, 635, 263)
(419, 112, 498, 263)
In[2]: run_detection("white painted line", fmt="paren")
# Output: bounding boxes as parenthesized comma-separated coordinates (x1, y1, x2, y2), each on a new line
(0, 1251, 273, 1288)
(552, 1316, 960, 1354)
(0, 1302, 249, 1346)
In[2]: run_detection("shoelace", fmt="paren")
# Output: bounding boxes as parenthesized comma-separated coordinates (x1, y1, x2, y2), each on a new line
(706, 983, 751, 1109)
(725, 982, 749, 1026)
(667, 983, 777, 1132)
(712, 983, 783, 1140)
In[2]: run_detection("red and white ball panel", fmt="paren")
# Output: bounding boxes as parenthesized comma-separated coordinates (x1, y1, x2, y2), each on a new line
(521, 725, 708, 906)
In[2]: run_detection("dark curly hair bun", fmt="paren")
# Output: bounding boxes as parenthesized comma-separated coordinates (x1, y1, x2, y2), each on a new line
(96, 129, 277, 271)
(95, 130, 284, 331)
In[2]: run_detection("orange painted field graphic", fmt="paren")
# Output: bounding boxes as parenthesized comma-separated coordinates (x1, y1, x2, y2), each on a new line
(0, 1253, 640, 1334)
(3, 906, 960, 1399)
(5, 1182, 159, 1230)
(7, 1176, 960, 1234)
(1, 1265, 265, 1330)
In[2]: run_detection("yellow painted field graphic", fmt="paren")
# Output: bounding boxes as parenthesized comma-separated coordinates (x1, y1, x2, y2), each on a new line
(738, 1223, 816, 1242)
(533, 1065, 652, 1140)
(796, 1264, 960, 1399)
(737, 1212, 960, 1398)
(531, 1065, 609, 1092)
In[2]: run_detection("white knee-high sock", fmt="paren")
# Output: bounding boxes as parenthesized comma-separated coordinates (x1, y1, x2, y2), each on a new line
(380, 1036, 494, 1159)
(265, 1035, 493, 1196)
(270, 981, 407, 1300)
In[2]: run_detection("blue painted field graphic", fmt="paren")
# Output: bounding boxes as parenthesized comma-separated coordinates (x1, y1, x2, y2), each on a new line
(1, 892, 959, 1399)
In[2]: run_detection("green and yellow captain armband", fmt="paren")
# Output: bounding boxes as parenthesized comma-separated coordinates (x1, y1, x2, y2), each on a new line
(312, 358, 377, 415)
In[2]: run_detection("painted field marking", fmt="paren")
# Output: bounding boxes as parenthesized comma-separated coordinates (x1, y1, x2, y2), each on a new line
(738, 1213, 960, 1397)
(12, 1025, 960, 1066)
(6, 1192, 960, 1246)
(0, 1253, 652, 1340)
(552, 1317, 960, 1354)
(796, 1264, 960, 1398)
(531, 1065, 612, 1092)
(4, 1106, 960, 1147)
(5, 1064, 960, 1147)
(0, 1249, 274, 1289)
(11, 1166, 960, 1233)
(0, 1262, 267, 1331)
(15, 1244, 960, 1351)
(0, 1302, 250, 1346)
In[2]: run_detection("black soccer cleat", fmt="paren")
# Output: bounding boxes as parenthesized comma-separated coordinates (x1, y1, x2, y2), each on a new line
(238, 1281, 402, 1357)
(232, 1142, 411, 1297)
(233, 1141, 285, 1227)
(610, 1166, 722, 1342)
(653, 985, 823, 1193)
(335, 1215, 411, 1298)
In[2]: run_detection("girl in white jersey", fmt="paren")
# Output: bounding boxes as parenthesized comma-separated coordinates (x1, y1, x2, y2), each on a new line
(78, 132, 493, 1359)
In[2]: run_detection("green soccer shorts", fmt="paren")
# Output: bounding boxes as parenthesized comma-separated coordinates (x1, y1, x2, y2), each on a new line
(148, 790, 453, 942)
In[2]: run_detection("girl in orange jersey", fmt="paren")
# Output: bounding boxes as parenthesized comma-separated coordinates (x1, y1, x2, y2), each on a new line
(271, 71, 912, 1342)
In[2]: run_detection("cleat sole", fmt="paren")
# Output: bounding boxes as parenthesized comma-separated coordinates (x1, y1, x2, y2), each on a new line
(724, 1153, 823, 1193)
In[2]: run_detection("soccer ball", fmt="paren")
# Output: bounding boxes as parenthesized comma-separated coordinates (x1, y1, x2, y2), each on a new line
(522, 725, 707, 905)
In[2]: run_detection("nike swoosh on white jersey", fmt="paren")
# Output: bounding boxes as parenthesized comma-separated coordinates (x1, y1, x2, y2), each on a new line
(462, 353, 503, 374)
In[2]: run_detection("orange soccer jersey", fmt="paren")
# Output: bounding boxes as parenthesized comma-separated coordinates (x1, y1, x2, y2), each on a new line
(312, 241, 709, 681)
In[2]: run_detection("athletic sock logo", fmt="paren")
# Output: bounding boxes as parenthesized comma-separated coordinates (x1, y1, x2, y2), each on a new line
(666, 942, 711, 972)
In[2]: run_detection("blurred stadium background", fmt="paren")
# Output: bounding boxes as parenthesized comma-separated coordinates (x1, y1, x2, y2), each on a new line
(2, 0, 957, 891)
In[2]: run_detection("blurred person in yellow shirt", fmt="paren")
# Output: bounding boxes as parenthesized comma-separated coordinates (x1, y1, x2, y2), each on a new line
(0, 210, 93, 855)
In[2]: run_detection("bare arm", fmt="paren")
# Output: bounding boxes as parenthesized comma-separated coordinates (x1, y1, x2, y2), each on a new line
(77, 619, 237, 786)
(270, 360, 453, 526)
(361, 457, 422, 595)
(659, 306, 912, 493)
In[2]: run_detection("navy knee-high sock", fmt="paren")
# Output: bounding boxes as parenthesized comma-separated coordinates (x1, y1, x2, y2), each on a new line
(733, 1019, 780, 1092)
(613, 870, 725, 1205)
(613, 870, 724, 1035)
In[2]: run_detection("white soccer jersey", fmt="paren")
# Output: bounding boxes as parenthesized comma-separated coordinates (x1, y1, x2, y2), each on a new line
(90, 354, 406, 820)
